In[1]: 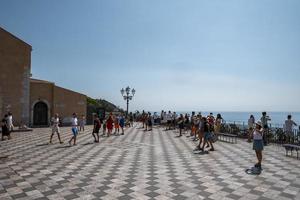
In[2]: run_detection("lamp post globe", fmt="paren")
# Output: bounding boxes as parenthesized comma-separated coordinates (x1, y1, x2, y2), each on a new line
(120, 86, 135, 117)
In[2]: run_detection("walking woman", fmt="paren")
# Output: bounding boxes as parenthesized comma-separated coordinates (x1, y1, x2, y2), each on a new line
(177, 114, 184, 137)
(68, 113, 78, 146)
(49, 113, 63, 144)
(252, 121, 264, 170)
(202, 117, 215, 151)
(106, 113, 114, 137)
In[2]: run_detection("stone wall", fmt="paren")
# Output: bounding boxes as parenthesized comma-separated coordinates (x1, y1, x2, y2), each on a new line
(0, 28, 31, 125)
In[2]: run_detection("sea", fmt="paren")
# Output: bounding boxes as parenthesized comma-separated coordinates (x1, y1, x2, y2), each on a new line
(155, 111, 300, 128)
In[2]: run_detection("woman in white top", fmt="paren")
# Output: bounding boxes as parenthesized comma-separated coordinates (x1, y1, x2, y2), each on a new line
(49, 113, 63, 144)
(68, 113, 78, 146)
(252, 121, 264, 169)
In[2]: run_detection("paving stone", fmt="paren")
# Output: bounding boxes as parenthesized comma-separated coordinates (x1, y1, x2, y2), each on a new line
(0, 125, 299, 200)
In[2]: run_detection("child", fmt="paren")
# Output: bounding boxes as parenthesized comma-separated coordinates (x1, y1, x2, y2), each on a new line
(49, 113, 63, 144)
(252, 121, 264, 169)
(68, 113, 78, 146)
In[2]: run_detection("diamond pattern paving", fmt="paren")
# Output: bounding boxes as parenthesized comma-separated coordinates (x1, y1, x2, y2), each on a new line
(0, 124, 300, 199)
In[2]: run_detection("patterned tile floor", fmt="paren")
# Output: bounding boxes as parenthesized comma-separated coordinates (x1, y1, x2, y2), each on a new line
(0, 124, 300, 200)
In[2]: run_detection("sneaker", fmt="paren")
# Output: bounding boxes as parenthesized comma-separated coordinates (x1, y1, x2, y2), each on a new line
(209, 148, 215, 151)
(59, 141, 64, 144)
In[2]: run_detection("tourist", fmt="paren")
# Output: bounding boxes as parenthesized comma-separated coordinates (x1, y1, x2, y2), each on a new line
(189, 111, 195, 137)
(261, 112, 271, 145)
(1, 115, 11, 140)
(177, 114, 184, 137)
(248, 115, 255, 142)
(49, 113, 63, 144)
(79, 114, 85, 132)
(184, 114, 190, 134)
(106, 113, 114, 137)
(193, 115, 201, 141)
(92, 114, 101, 143)
(166, 111, 172, 130)
(214, 113, 223, 134)
(252, 121, 264, 170)
(194, 117, 205, 151)
(7, 112, 14, 132)
(102, 120, 107, 136)
(197, 117, 205, 150)
(284, 115, 297, 144)
(148, 113, 153, 131)
(160, 110, 164, 125)
(141, 110, 146, 128)
(129, 112, 134, 127)
(207, 113, 215, 133)
(68, 113, 78, 146)
(172, 112, 177, 129)
(114, 115, 120, 135)
(202, 117, 215, 151)
(119, 114, 125, 135)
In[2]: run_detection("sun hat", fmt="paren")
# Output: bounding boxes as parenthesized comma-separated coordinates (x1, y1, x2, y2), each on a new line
(255, 121, 262, 127)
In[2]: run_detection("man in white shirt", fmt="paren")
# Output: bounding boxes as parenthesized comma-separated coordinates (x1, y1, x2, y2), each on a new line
(285, 115, 297, 143)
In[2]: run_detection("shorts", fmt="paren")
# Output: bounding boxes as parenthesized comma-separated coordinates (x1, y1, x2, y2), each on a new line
(167, 120, 171, 125)
(52, 127, 60, 134)
(253, 140, 264, 151)
(93, 128, 100, 134)
(204, 132, 212, 140)
(179, 123, 184, 129)
(72, 127, 78, 136)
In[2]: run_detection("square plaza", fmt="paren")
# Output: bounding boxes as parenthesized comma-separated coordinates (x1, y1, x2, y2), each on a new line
(0, 125, 299, 200)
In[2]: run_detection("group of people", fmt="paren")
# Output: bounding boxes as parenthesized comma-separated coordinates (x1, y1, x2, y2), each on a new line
(1, 112, 13, 140)
(49, 112, 127, 146)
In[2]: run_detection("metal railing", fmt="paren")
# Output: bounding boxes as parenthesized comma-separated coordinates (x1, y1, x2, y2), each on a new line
(222, 121, 300, 144)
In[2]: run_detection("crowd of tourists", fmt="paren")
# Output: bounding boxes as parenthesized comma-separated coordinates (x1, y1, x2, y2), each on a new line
(135, 110, 299, 170)
(1, 110, 299, 171)
(49, 112, 129, 146)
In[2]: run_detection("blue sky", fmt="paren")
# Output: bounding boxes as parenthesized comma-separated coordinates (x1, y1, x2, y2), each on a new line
(1, 0, 300, 112)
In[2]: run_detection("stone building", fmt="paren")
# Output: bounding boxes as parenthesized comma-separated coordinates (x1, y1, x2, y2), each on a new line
(30, 79, 86, 126)
(0, 27, 86, 126)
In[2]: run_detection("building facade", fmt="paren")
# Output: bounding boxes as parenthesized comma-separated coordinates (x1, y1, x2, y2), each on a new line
(30, 79, 86, 126)
(0, 27, 86, 127)
(0, 27, 31, 125)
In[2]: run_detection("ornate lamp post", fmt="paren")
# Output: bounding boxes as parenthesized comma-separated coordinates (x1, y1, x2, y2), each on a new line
(120, 86, 135, 116)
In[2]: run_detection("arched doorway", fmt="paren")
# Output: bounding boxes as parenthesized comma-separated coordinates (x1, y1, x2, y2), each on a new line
(33, 101, 48, 126)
